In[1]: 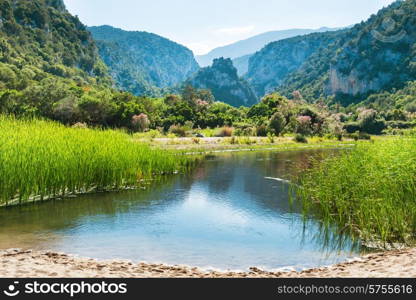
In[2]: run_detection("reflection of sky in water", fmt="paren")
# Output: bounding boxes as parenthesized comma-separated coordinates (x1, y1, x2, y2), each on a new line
(0, 150, 360, 271)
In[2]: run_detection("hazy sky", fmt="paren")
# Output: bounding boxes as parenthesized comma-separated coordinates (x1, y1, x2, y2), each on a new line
(64, 0, 396, 55)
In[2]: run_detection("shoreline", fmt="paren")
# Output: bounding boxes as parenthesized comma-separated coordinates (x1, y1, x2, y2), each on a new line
(1, 248, 415, 278)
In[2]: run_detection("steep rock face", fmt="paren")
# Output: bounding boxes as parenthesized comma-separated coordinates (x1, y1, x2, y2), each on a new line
(89, 25, 200, 96)
(326, 67, 393, 96)
(246, 31, 340, 97)
(188, 58, 258, 107)
(323, 1, 416, 97)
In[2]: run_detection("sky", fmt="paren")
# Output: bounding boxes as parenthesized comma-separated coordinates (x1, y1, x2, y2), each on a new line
(64, 0, 396, 55)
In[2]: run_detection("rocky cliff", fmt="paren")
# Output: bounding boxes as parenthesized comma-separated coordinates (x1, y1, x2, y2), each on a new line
(245, 31, 341, 97)
(188, 58, 258, 107)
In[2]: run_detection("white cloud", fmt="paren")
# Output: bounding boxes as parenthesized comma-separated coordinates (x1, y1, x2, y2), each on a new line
(214, 25, 255, 35)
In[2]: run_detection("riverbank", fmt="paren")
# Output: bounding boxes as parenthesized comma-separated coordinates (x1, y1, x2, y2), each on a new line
(1, 248, 415, 278)
(0, 117, 193, 207)
(139, 136, 358, 153)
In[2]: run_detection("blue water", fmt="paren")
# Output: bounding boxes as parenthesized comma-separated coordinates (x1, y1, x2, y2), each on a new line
(0, 150, 359, 271)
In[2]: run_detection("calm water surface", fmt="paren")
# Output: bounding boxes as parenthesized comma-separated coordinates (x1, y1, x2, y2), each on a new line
(0, 150, 360, 271)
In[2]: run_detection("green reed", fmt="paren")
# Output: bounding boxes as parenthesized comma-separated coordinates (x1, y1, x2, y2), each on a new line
(0, 116, 193, 206)
(293, 137, 416, 246)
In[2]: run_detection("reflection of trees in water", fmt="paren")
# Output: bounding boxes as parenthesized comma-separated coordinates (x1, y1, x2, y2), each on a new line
(207, 150, 339, 215)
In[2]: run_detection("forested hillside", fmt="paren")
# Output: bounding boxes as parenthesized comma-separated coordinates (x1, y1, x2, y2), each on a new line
(275, 0, 416, 105)
(246, 30, 344, 98)
(0, 0, 108, 83)
(89, 25, 200, 96)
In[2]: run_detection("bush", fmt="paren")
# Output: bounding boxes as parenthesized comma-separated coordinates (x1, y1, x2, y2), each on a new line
(267, 133, 275, 143)
(344, 122, 361, 134)
(131, 114, 150, 132)
(294, 134, 308, 143)
(233, 123, 253, 136)
(215, 126, 234, 137)
(404, 102, 416, 113)
(169, 125, 187, 137)
(347, 131, 371, 141)
(295, 116, 313, 136)
(358, 109, 386, 134)
(269, 112, 286, 136)
(385, 121, 414, 129)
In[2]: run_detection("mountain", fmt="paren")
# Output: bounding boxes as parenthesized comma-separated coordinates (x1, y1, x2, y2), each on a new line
(89, 25, 200, 96)
(245, 30, 344, 97)
(232, 54, 251, 77)
(196, 27, 340, 69)
(187, 58, 258, 107)
(261, 0, 416, 105)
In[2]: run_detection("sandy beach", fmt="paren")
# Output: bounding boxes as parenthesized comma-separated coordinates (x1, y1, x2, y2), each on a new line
(0, 248, 415, 278)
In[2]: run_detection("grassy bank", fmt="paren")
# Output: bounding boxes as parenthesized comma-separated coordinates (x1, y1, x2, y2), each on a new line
(137, 135, 357, 154)
(294, 137, 416, 246)
(0, 116, 192, 206)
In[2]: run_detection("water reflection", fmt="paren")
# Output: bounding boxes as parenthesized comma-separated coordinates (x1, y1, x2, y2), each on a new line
(0, 150, 361, 271)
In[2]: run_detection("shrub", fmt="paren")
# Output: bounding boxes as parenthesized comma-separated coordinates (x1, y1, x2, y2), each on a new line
(215, 126, 234, 137)
(169, 124, 187, 137)
(268, 112, 286, 136)
(131, 113, 150, 132)
(295, 116, 312, 136)
(404, 102, 416, 113)
(256, 125, 268, 137)
(344, 122, 361, 134)
(267, 133, 275, 143)
(358, 109, 386, 134)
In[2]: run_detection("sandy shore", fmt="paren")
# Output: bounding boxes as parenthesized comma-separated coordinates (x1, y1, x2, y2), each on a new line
(1, 248, 415, 278)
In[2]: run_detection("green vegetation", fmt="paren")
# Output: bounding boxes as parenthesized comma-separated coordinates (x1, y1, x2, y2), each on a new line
(89, 25, 199, 96)
(246, 30, 341, 97)
(247, 0, 416, 108)
(0, 0, 109, 85)
(1, 0, 414, 138)
(188, 58, 258, 107)
(0, 116, 191, 206)
(294, 137, 416, 246)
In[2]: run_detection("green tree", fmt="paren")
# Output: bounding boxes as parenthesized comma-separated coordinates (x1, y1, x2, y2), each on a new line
(269, 112, 286, 136)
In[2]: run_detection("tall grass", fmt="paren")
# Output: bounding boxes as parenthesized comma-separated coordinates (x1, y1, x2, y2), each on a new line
(293, 137, 416, 246)
(0, 116, 192, 206)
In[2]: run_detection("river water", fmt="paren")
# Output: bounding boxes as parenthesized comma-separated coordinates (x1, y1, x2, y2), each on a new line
(0, 150, 360, 271)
